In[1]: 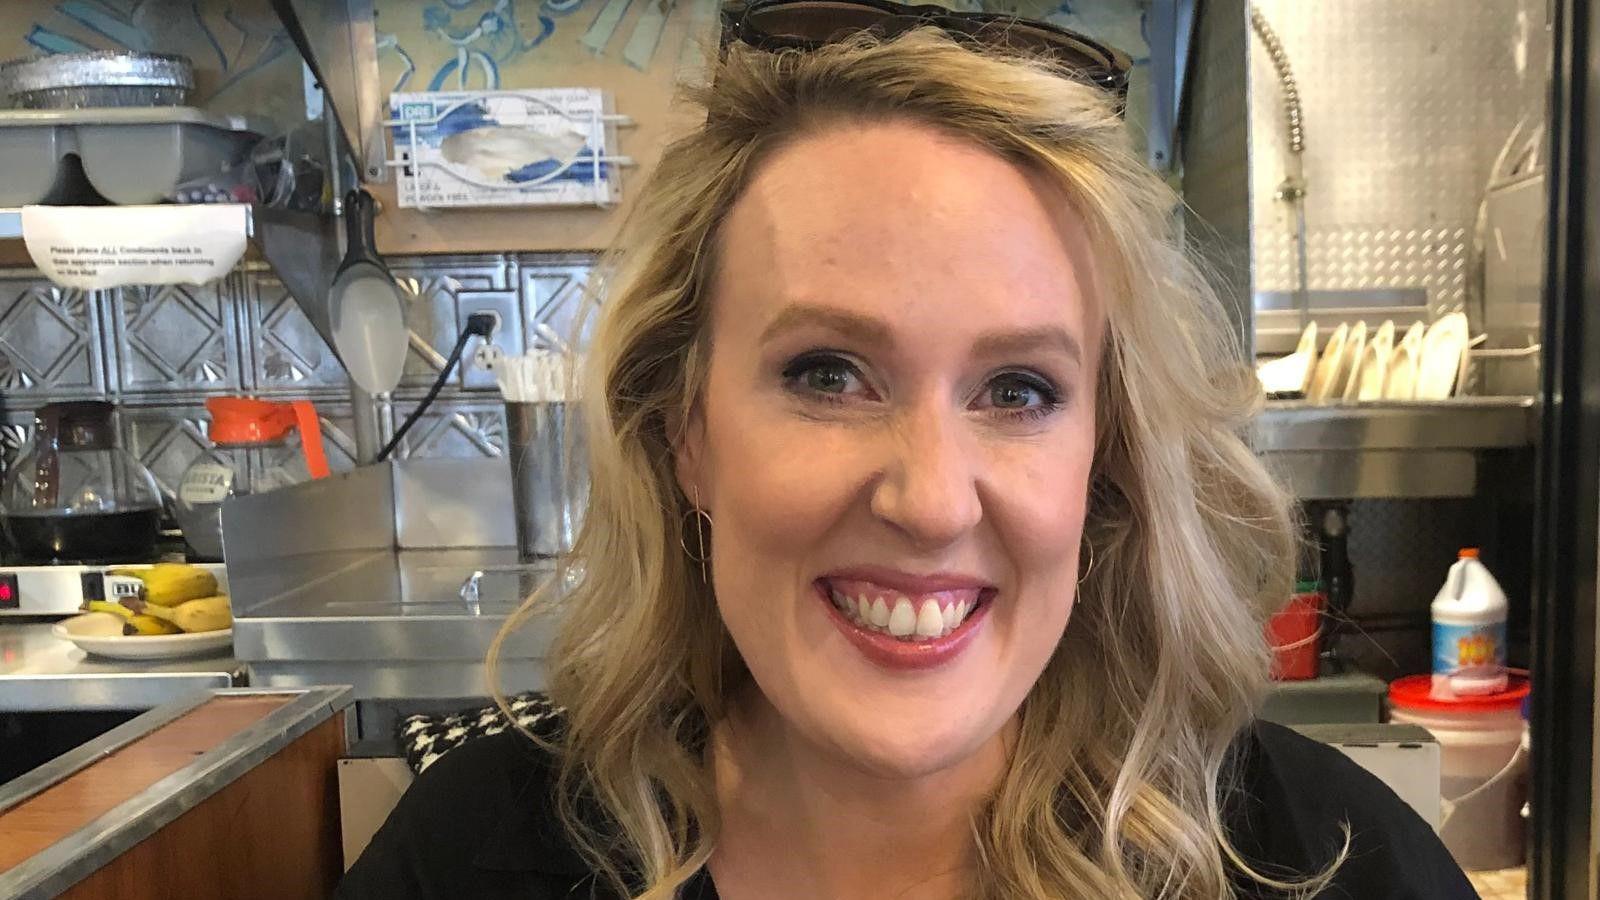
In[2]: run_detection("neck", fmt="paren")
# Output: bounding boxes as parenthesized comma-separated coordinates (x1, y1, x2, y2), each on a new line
(708, 686, 1013, 900)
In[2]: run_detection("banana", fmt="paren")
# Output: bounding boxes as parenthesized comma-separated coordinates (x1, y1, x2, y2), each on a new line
(123, 564, 219, 608)
(123, 614, 182, 636)
(159, 595, 232, 633)
(84, 600, 134, 620)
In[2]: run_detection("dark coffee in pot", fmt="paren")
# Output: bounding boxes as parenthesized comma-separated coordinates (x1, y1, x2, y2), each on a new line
(3, 509, 163, 564)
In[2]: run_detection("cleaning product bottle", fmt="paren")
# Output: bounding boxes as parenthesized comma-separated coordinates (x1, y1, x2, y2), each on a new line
(1431, 548, 1509, 697)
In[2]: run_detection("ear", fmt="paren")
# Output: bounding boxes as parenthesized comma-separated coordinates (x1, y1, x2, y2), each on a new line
(672, 403, 710, 509)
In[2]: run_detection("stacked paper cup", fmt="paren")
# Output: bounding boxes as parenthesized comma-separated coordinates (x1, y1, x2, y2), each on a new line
(493, 350, 586, 560)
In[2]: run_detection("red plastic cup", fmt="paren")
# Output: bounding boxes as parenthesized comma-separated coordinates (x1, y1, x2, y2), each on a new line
(1268, 583, 1324, 680)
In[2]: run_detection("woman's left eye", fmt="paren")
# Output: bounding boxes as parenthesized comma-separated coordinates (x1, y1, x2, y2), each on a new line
(978, 372, 1062, 419)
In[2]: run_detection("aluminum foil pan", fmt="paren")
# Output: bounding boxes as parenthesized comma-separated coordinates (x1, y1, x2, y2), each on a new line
(0, 52, 194, 109)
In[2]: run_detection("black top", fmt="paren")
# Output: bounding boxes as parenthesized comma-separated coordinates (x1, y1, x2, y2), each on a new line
(337, 719, 1478, 899)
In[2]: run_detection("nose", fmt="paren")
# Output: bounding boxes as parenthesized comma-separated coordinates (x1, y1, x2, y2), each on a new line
(869, 404, 983, 549)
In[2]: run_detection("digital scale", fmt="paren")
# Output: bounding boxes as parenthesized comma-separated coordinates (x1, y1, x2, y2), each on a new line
(0, 563, 227, 616)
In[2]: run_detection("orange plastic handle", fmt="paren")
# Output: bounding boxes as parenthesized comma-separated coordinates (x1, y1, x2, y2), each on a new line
(290, 400, 331, 480)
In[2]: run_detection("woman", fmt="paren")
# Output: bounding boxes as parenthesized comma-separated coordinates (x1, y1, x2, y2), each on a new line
(340, 10, 1474, 899)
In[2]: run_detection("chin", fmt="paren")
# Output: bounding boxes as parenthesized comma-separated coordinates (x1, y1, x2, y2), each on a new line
(808, 685, 1008, 780)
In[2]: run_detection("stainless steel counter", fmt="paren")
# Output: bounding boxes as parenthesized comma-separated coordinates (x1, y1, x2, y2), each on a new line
(1254, 397, 1538, 499)
(1255, 397, 1538, 451)
(0, 621, 242, 712)
(221, 459, 560, 704)
(229, 548, 559, 700)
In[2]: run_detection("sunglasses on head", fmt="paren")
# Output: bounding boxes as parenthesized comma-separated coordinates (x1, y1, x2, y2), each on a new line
(719, 0, 1132, 106)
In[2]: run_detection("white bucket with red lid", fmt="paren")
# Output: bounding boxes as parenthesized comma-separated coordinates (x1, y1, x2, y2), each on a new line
(1389, 674, 1529, 871)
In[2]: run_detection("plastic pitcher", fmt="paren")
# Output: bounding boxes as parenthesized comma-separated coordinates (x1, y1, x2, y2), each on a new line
(175, 397, 330, 561)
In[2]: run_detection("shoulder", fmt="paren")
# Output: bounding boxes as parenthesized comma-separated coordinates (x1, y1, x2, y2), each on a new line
(1227, 720, 1478, 900)
(337, 711, 599, 900)
(392, 727, 558, 833)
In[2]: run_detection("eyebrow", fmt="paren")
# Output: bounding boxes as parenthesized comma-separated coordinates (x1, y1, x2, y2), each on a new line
(760, 303, 1082, 365)
(759, 304, 893, 347)
(971, 325, 1083, 366)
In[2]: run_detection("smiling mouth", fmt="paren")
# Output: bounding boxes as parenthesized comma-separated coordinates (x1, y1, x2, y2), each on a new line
(818, 577, 990, 642)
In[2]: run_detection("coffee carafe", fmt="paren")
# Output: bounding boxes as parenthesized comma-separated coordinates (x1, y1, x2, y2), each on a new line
(0, 401, 163, 564)
(175, 396, 330, 561)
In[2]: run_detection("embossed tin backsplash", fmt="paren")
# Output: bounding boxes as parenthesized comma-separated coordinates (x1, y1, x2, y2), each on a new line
(0, 254, 593, 502)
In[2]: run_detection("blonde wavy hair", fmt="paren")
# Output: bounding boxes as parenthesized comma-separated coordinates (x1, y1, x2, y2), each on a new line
(490, 27, 1340, 900)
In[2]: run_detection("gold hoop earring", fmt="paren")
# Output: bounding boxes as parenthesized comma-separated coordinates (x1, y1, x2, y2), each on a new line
(1077, 540, 1096, 587)
(680, 488, 712, 582)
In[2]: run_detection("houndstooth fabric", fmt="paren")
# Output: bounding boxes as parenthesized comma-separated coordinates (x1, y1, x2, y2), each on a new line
(398, 692, 564, 774)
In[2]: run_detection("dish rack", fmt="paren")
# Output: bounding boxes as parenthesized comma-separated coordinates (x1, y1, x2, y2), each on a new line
(1463, 343, 1541, 397)
(385, 89, 635, 210)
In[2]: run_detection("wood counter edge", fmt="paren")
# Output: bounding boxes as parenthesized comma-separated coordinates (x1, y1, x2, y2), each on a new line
(0, 686, 352, 900)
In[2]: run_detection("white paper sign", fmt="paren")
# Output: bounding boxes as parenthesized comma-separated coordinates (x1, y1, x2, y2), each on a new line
(21, 204, 248, 289)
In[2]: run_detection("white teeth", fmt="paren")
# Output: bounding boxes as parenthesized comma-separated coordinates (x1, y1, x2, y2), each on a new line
(828, 584, 982, 642)
(887, 598, 916, 637)
(869, 597, 890, 627)
(915, 600, 944, 639)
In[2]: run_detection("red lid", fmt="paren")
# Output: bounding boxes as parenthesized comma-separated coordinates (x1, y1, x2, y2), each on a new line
(1459, 547, 1480, 559)
(203, 397, 330, 480)
(1389, 673, 1529, 712)
(207, 397, 298, 444)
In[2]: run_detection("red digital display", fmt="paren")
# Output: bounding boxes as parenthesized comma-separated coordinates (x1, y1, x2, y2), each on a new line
(0, 575, 16, 609)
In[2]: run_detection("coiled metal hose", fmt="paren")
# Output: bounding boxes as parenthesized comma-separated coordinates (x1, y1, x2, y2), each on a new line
(1250, 6, 1304, 155)
(1250, 5, 1310, 328)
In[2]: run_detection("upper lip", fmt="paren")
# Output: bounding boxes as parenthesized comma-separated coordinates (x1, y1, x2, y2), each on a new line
(820, 565, 995, 594)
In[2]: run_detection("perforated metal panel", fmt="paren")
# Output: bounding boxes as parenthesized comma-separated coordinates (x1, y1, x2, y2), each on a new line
(1249, 0, 1547, 318)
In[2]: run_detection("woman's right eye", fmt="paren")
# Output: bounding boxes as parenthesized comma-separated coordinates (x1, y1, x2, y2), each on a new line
(782, 353, 868, 400)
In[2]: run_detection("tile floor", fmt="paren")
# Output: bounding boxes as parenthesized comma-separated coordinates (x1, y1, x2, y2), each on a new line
(1467, 867, 1526, 899)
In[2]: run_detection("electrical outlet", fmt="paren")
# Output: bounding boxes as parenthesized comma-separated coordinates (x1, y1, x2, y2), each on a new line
(455, 295, 521, 390)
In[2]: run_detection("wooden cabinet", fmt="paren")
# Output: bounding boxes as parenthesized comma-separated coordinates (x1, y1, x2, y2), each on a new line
(0, 688, 350, 900)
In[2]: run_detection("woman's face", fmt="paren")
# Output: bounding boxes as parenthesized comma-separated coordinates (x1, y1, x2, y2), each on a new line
(680, 121, 1103, 779)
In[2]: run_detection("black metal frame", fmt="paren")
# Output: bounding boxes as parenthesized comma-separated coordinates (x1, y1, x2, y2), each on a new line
(1531, 0, 1598, 896)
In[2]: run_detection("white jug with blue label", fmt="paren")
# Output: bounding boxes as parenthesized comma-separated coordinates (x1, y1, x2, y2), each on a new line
(1431, 548, 1508, 698)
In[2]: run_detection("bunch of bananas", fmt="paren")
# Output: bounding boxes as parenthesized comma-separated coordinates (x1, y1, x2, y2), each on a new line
(82, 563, 232, 636)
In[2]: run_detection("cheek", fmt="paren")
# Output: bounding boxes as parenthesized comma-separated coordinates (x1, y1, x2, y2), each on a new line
(986, 421, 1096, 561)
(693, 385, 865, 642)
(985, 441, 1094, 628)
(699, 394, 868, 553)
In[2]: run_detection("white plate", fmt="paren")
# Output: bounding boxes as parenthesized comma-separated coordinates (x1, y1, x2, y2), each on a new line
(1386, 321, 1426, 400)
(1353, 320, 1395, 403)
(1398, 320, 1425, 356)
(1339, 321, 1368, 401)
(52, 612, 232, 660)
(1369, 320, 1396, 367)
(1386, 343, 1420, 399)
(1295, 321, 1319, 357)
(1257, 349, 1314, 396)
(1417, 312, 1470, 400)
(1257, 323, 1317, 396)
(1307, 322, 1349, 403)
(1354, 343, 1388, 401)
(1255, 321, 1319, 396)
